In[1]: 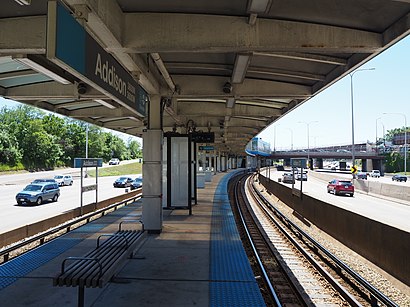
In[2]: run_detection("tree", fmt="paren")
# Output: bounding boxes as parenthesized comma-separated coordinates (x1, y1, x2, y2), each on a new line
(128, 139, 142, 158)
(0, 127, 21, 165)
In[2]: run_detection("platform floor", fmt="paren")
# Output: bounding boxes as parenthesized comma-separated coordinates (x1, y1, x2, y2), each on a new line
(0, 170, 265, 307)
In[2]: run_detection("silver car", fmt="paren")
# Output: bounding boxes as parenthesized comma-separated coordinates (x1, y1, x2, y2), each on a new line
(16, 182, 60, 205)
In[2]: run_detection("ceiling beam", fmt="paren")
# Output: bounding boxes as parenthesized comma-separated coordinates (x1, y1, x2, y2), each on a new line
(0, 16, 46, 53)
(172, 75, 312, 98)
(123, 13, 382, 53)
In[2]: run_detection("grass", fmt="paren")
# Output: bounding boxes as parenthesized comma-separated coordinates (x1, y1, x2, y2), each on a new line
(87, 162, 142, 177)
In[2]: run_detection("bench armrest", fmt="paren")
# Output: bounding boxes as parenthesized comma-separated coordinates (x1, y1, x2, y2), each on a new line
(61, 257, 102, 278)
(97, 233, 129, 248)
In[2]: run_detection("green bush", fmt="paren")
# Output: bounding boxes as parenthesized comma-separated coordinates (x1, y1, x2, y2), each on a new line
(0, 162, 25, 172)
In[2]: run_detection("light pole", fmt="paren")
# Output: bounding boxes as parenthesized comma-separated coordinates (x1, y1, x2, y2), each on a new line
(274, 124, 280, 153)
(286, 128, 293, 150)
(298, 121, 318, 169)
(350, 68, 375, 169)
(383, 112, 407, 175)
(376, 117, 385, 152)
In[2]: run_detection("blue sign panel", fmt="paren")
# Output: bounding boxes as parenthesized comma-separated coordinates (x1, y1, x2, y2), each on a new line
(199, 146, 214, 151)
(47, 1, 148, 117)
(74, 158, 103, 168)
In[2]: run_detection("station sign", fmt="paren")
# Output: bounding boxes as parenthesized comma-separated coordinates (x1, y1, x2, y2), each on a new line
(82, 184, 97, 193)
(199, 146, 214, 151)
(74, 158, 103, 168)
(46, 1, 148, 117)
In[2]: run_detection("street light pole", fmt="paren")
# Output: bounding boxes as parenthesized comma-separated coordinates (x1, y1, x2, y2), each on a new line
(350, 68, 375, 170)
(286, 128, 293, 150)
(376, 117, 381, 152)
(383, 112, 407, 175)
(298, 121, 318, 169)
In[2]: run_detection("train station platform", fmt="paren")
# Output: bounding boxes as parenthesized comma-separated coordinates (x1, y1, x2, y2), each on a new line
(0, 170, 266, 307)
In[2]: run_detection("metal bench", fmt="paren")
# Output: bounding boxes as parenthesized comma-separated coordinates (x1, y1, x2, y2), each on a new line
(53, 221, 145, 307)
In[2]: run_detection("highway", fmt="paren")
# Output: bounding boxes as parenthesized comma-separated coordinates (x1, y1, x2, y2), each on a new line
(261, 169, 410, 233)
(0, 166, 141, 234)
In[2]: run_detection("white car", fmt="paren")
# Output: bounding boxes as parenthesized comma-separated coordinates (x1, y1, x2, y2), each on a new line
(54, 175, 73, 186)
(109, 158, 120, 165)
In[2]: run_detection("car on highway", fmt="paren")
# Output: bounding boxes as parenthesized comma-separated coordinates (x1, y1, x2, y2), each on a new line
(54, 174, 73, 186)
(281, 172, 295, 184)
(31, 178, 57, 184)
(113, 176, 133, 188)
(369, 170, 381, 178)
(16, 182, 60, 205)
(295, 170, 307, 181)
(109, 158, 120, 165)
(327, 179, 354, 196)
(392, 174, 407, 182)
(130, 177, 143, 190)
(356, 172, 368, 180)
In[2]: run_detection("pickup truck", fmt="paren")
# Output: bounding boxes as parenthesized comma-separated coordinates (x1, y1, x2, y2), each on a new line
(369, 170, 381, 178)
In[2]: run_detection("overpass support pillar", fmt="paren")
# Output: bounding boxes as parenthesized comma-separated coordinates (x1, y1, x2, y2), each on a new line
(371, 159, 383, 173)
(142, 95, 163, 234)
(284, 158, 291, 167)
(315, 158, 323, 169)
(361, 159, 368, 172)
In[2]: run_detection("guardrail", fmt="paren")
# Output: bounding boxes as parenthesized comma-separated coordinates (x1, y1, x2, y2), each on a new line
(0, 190, 142, 264)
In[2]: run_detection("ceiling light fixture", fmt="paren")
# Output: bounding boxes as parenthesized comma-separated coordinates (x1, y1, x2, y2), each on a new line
(94, 99, 116, 109)
(14, 0, 31, 5)
(249, 0, 270, 13)
(13, 56, 70, 84)
(231, 53, 251, 84)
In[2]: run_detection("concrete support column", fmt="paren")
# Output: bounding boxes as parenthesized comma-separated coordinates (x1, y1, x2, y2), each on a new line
(361, 159, 368, 172)
(316, 158, 323, 169)
(142, 95, 163, 234)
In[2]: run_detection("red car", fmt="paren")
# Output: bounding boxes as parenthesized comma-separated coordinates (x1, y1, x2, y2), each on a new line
(327, 179, 354, 196)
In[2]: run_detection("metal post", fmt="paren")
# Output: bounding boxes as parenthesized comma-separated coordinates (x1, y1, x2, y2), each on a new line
(80, 166, 83, 216)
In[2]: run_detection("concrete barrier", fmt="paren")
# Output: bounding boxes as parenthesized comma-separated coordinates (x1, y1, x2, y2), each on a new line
(259, 174, 410, 286)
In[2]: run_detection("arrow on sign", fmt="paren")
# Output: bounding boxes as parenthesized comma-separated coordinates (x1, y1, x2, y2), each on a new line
(351, 166, 357, 174)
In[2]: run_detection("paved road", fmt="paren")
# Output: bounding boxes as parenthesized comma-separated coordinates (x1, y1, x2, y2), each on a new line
(262, 169, 410, 233)
(0, 166, 141, 234)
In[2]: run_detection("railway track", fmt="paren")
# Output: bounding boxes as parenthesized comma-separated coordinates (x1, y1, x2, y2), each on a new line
(230, 172, 398, 306)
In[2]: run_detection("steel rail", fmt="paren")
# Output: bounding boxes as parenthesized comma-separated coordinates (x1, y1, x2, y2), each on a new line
(0, 190, 142, 263)
(232, 174, 282, 307)
(252, 177, 398, 307)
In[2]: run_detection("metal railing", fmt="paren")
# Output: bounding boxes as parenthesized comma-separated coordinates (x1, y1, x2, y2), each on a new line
(0, 191, 142, 263)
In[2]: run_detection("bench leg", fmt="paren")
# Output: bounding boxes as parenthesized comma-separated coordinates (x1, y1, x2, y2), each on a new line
(78, 286, 85, 307)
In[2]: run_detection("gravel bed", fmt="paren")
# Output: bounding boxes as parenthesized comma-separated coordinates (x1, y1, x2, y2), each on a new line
(256, 181, 410, 306)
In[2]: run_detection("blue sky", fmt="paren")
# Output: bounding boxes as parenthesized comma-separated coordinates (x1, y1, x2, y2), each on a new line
(1, 35, 409, 150)
(259, 35, 410, 150)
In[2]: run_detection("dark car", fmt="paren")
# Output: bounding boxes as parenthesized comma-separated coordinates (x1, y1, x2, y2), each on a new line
(356, 172, 367, 180)
(130, 177, 143, 190)
(113, 177, 133, 188)
(16, 182, 60, 205)
(392, 174, 407, 182)
(31, 178, 57, 184)
(327, 179, 354, 196)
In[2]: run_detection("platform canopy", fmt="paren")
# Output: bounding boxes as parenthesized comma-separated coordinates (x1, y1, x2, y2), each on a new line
(1, 0, 410, 154)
